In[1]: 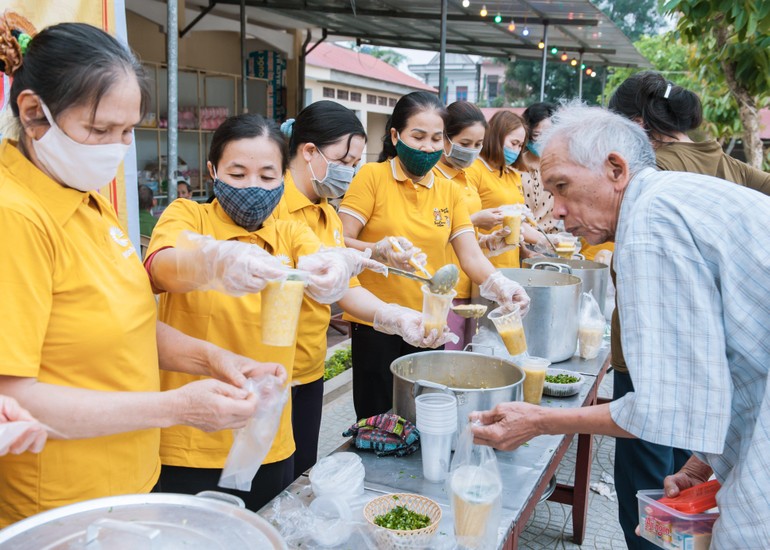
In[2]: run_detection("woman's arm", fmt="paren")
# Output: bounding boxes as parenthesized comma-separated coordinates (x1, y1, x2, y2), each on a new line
(156, 321, 286, 387)
(339, 212, 376, 253)
(0, 375, 256, 439)
(451, 231, 496, 285)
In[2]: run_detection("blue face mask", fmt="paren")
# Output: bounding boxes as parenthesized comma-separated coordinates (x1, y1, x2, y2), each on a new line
(503, 146, 520, 166)
(213, 171, 284, 231)
(395, 133, 443, 177)
(527, 141, 543, 158)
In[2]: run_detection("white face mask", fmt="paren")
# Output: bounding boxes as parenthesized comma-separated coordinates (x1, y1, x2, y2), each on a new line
(32, 102, 131, 192)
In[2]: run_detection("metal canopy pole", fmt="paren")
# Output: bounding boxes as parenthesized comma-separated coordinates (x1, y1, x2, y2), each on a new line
(601, 67, 608, 106)
(240, 0, 248, 113)
(167, 0, 178, 201)
(439, 0, 447, 102)
(539, 21, 549, 102)
(578, 50, 584, 100)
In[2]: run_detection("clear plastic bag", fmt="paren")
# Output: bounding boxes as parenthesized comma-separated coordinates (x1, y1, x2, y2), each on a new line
(577, 290, 606, 360)
(446, 422, 502, 550)
(218, 376, 288, 491)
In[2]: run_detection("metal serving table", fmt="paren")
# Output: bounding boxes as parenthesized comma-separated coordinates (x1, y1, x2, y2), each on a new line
(262, 347, 611, 549)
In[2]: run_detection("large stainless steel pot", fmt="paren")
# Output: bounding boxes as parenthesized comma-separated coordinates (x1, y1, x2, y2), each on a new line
(522, 258, 609, 313)
(472, 268, 582, 362)
(0, 491, 286, 549)
(391, 349, 525, 435)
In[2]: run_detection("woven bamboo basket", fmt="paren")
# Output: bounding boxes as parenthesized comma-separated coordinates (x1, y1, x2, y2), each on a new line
(364, 493, 442, 549)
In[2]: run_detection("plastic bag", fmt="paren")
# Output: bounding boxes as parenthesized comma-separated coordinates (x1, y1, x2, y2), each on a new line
(446, 422, 502, 550)
(218, 376, 288, 491)
(577, 291, 606, 360)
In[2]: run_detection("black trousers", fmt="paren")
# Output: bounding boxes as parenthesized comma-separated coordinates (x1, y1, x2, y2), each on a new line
(291, 376, 325, 478)
(351, 322, 441, 420)
(613, 371, 691, 549)
(157, 456, 294, 512)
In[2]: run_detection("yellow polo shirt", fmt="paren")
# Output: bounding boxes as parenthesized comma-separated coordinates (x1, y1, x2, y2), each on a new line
(465, 157, 524, 268)
(0, 140, 160, 526)
(270, 171, 347, 385)
(580, 238, 614, 262)
(433, 159, 482, 299)
(147, 198, 321, 468)
(339, 158, 473, 324)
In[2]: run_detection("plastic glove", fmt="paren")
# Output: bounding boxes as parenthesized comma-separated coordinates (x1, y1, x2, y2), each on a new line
(175, 231, 287, 296)
(373, 303, 459, 348)
(298, 247, 386, 304)
(372, 236, 427, 273)
(479, 271, 531, 317)
(478, 227, 520, 260)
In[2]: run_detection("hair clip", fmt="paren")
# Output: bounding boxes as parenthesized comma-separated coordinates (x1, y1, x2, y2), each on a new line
(663, 84, 672, 99)
(280, 118, 295, 139)
(17, 32, 31, 55)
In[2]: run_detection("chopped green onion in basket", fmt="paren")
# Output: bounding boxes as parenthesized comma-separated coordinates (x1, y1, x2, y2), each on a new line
(545, 373, 580, 384)
(374, 505, 431, 530)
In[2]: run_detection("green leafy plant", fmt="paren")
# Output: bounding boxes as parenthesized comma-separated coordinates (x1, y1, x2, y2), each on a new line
(323, 347, 352, 381)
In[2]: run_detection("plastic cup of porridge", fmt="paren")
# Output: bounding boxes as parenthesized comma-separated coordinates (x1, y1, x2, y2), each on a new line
(421, 285, 457, 337)
(488, 305, 527, 356)
(261, 271, 307, 347)
(502, 206, 523, 245)
(519, 356, 551, 404)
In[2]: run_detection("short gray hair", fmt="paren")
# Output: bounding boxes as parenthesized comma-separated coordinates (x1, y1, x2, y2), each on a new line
(539, 100, 656, 176)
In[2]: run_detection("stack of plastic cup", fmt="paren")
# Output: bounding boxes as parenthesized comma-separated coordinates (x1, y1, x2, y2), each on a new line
(415, 393, 458, 482)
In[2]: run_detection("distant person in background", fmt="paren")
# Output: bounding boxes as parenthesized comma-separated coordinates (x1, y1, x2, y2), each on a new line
(138, 184, 157, 236)
(519, 102, 558, 234)
(609, 71, 770, 195)
(177, 181, 192, 200)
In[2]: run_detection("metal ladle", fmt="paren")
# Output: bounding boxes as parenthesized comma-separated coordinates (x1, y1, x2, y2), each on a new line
(386, 263, 460, 294)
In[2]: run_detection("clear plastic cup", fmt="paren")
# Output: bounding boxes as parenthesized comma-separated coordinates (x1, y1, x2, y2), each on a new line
(415, 393, 458, 426)
(451, 465, 502, 541)
(261, 273, 307, 347)
(421, 285, 457, 337)
(555, 233, 578, 259)
(502, 207, 522, 245)
(488, 305, 527, 356)
(519, 356, 551, 404)
(419, 428, 454, 482)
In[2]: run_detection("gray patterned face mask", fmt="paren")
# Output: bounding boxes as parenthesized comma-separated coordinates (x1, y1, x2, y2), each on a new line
(213, 168, 284, 231)
(445, 138, 481, 169)
(309, 150, 355, 199)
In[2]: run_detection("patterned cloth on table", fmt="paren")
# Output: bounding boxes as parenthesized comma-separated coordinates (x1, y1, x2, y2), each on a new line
(342, 414, 420, 457)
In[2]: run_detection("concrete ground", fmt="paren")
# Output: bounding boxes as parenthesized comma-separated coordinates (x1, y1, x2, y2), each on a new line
(319, 327, 626, 549)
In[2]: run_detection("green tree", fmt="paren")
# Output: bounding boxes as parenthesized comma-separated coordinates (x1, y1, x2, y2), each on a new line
(503, 57, 604, 106)
(663, 0, 770, 167)
(358, 45, 407, 67)
(591, 0, 667, 41)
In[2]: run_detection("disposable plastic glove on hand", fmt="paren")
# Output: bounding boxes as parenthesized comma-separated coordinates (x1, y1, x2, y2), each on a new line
(175, 231, 287, 296)
(373, 303, 459, 348)
(479, 271, 531, 317)
(298, 247, 386, 304)
(479, 227, 520, 259)
(372, 236, 427, 272)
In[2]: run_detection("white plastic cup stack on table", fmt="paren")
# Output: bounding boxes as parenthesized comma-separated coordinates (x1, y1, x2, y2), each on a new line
(415, 393, 458, 482)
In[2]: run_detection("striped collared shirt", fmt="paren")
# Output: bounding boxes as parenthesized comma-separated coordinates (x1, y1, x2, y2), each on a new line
(610, 167, 770, 548)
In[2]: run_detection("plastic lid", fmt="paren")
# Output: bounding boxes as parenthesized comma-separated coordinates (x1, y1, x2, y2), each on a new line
(657, 479, 720, 514)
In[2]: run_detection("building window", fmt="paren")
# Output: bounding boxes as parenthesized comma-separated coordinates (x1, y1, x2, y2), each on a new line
(378, 96, 388, 106)
(337, 89, 349, 100)
(351, 92, 362, 102)
(367, 94, 377, 104)
(487, 76, 499, 100)
(456, 86, 468, 101)
(323, 87, 335, 98)
(388, 97, 397, 107)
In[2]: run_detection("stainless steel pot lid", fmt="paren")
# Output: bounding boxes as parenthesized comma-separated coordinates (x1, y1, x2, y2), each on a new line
(0, 492, 286, 549)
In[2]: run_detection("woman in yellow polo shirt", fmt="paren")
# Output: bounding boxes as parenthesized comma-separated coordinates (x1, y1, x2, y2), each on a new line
(339, 91, 531, 419)
(466, 110, 541, 268)
(146, 113, 369, 510)
(433, 101, 504, 350)
(0, 21, 279, 526)
(273, 101, 453, 478)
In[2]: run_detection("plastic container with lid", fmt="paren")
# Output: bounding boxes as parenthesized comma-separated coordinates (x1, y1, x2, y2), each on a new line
(637, 485, 719, 550)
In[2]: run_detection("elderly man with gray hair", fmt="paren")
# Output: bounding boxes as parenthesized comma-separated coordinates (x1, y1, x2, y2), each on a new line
(471, 103, 770, 547)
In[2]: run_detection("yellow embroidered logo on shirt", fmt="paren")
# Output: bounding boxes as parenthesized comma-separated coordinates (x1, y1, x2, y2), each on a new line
(433, 207, 450, 228)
